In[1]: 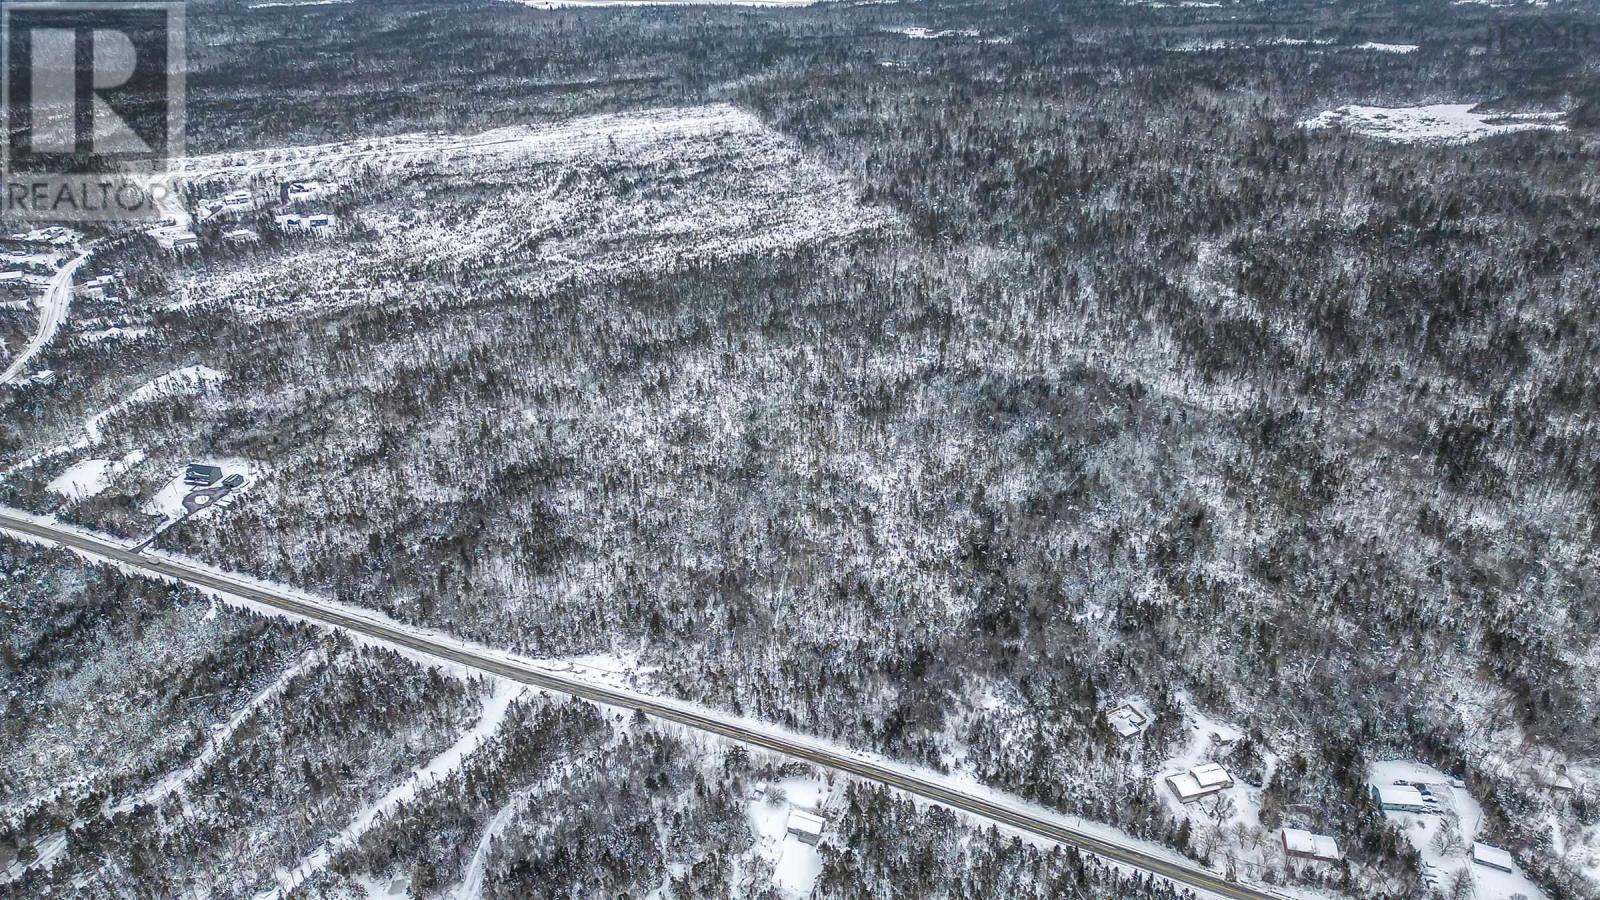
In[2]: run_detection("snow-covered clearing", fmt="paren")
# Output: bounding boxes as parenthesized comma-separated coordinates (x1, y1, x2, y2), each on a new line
(167, 105, 896, 322)
(257, 678, 527, 900)
(109, 648, 326, 816)
(1172, 37, 1334, 52)
(1368, 760, 1548, 900)
(0, 831, 67, 885)
(45, 450, 144, 501)
(142, 456, 259, 524)
(86, 365, 225, 443)
(73, 326, 150, 344)
(884, 26, 981, 39)
(746, 776, 834, 898)
(1301, 104, 1566, 144)
(1354, 41, 1419, 53)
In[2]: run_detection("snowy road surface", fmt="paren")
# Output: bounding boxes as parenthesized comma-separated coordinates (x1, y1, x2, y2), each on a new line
(0, 509, 1281, 900)
(0, 251, 89, 386)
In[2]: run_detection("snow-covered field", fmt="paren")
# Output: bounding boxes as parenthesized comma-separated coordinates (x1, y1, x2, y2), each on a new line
(1301, 104, 1567, 144)
(45, 451, 145, 502)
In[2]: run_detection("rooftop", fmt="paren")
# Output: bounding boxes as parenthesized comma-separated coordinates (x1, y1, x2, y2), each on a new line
(1282, 828, 1341, 860)
(1373, 783, 1427, 807)
(787, 809, 825, 837)
(1472, 842, 1514, 871)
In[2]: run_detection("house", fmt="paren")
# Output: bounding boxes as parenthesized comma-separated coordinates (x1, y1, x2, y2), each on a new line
(1281, 828, 1342, 862)
(184, 464, 223, 486)
(1371, 783, 1429, 813)
(223, 228, 259, 245)
(786, 809, 826, 846)
(152, 227, 199, 251)
(275, 214, 305, 231)
(1165, 763, 1234, 803)
(1471, 842, 1515, 873)
(285, 179, 335, 203)
(1106, 703, 1149, 738)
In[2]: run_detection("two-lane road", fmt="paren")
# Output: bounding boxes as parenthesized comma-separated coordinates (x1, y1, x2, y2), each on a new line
(0, 251, 90, 387)
(0, 509, 1282, 900)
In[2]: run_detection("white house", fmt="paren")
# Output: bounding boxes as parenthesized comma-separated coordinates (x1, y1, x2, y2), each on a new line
(1165, 763, 1234, 803)
(787, 809, 826, 846)
(1471, 842, 1515, 873)
(1371, 784, 1429, 813)
(1281, 828, 1341, 862)
(1106, 703, 1149, 738)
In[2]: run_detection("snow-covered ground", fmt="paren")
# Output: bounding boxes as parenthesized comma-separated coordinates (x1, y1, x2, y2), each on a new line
(142, 457, 260, 524)
(86, 364, 225, 443)
(167, 105, 896, 324)
(1172, 37, 1334, 52)
(109, 648, 326, 816)
(746, 775, 834, 898)
(1354, 41, 1419, 53)
(1155, 702, 1279, 880)
(257, 678, 527, 900)
(1301, 104, 1567, 144)
(45, 450, 145, 502)
(1367, 760, 1548, 900)
(884, 26, 981, 40)
(73, 326, 150, 344)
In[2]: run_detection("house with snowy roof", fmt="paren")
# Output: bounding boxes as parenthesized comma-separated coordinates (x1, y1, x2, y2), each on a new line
(1165, 763, 1233, 803)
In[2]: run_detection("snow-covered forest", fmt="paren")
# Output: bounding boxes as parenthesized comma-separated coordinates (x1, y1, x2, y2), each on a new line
(2, 0, 1598, 896)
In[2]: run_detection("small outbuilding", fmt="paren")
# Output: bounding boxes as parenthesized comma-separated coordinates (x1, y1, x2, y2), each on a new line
(787, 809, 826, 846)
(1281, 828, 1342, 862)
(1471, 842, 1515, 873)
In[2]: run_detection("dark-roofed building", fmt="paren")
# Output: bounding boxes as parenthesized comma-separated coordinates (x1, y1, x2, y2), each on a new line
(185, 464, 223, 486)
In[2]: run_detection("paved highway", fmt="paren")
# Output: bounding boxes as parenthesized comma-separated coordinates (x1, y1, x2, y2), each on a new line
(0, 251, 90, 386)
(0, 509, 1283, 900)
